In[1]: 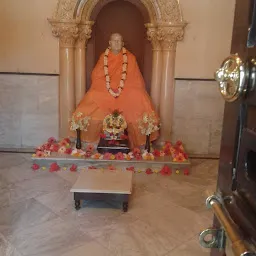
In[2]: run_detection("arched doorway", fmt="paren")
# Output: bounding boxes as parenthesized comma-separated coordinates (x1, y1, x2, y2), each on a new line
(86, 0, 152, 93)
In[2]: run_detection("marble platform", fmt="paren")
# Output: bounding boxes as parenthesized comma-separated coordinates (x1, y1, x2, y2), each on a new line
(32, 154, 191, 172)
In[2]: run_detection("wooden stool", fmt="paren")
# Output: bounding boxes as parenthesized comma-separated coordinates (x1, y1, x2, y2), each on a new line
(70, 169, 133, 212)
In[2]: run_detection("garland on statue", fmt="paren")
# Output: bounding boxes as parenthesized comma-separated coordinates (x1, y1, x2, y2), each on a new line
(104, 47, 128, 98)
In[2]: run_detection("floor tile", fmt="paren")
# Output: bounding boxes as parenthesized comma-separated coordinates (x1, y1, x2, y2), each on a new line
(17, 172, 71, 198)
(0, 161, 45, 185)
(137, 202, 212, 242)
(165, 237, 210, 255)
(8, 218, 93, 256)
(93, 219, 181, 256)
(0, 153, 26, 169)
(61, 240, 113, 256)
(0, 233, 22, 256)
(0, 198, 58, 238)
(0, 183, 33, 208)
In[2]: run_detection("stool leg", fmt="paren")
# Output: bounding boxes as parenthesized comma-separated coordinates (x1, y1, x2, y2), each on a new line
(122, 202, 128, 212)
(75, 200, 81, 210)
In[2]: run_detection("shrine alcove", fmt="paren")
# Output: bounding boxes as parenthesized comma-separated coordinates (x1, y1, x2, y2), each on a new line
(86, 0, 152, 93)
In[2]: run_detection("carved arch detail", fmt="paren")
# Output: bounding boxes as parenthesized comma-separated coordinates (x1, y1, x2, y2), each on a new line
(52, 0, 184, 24)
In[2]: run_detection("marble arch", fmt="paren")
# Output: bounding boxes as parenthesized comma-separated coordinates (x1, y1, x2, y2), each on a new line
(49, 0, 187, 142)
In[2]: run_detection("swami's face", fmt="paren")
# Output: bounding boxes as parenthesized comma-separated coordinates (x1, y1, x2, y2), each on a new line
(109, 34, 123, 53)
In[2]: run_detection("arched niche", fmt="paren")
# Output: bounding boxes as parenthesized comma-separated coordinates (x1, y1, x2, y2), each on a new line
(49, 0, 187, 143)
(85, 0, 152, 93)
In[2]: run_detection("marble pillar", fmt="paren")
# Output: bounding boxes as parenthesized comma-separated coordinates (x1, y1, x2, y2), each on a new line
(146, 24, 162, 113)
(50, 21, 79, 138)
(158, 25, 185, 142)
(75, 22, 94, 106)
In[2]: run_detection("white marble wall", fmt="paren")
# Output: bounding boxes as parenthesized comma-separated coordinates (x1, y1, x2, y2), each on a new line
(0, 74, 59, 149)
(172, 80, 225, 156)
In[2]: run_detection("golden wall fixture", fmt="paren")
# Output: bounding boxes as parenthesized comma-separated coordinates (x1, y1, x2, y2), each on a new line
(48, 0, 187, 142)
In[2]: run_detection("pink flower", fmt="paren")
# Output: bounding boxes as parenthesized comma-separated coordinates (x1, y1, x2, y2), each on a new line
(115, 152, 124, 160)
(160, 165, 172, 176)
(35, 145, 43, 152)
(126, 166, 135, 172)
(135, 154, 142, 160)
(183, 153, 188, 159)
(146, 168, 153, 175)
(103, 152, 112, 160)
(49, 162, 60, 172)
(31, 163, 40, 171)
(133, 148, 141, 156)
(50, 144, 59, 152)
(108, 165, 116, 170)
(165, 141, 172, 147)
(36, 151, 44, 157)
(85, 151, 92, 158)
(175, 140, 182, 146)
(184, 169, 190, 176)
(160, 151, 165, 157)
(86, 144, 94, 152)
(133, 148, 142, 160)
(64, 138, 71, 144)
(47, 137, 56, 144)
(65, 148, 72, 155)
(163, 147, 171, 156)
(70, 164, 77, 172)
(60, 141, 68, 147)
(88, 166, 97, 170)
(100, 133, 106, 139)
(152, 149, 160, 157)
(42, 143, 51, 151)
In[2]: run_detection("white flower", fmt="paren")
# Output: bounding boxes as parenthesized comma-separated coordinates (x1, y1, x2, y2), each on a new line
(128, 152, 134, 158)
(104, 47, 127, 98)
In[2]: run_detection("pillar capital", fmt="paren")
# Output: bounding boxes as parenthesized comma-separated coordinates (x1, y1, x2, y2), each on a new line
(157, 23, 186, 51)
(49, 19, 79, 48)
(76, 21, 94, 48)
(145, 23, 161, 51)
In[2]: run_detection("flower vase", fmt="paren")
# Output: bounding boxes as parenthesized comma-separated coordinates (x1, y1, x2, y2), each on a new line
(145, 134, 151, 152)
(76, 129, 82, 149)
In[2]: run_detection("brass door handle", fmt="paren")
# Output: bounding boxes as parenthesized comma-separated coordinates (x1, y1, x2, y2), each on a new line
(199, 192, 256, 256)
(214, 54, 256, 102)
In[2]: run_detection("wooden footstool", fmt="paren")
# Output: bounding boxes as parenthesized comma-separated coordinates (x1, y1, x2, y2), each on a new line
(70, 169, 133, 212)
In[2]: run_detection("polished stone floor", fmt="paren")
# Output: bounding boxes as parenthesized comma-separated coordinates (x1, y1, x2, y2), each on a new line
(0, 152, 218, 256)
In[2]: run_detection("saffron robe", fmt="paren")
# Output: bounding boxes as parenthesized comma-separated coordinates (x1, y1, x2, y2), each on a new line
(71, 50, 159, 148)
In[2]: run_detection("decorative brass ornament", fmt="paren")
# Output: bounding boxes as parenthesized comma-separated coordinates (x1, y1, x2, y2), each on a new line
(214, 54, 256, 102)
(214, 54, 247, 102)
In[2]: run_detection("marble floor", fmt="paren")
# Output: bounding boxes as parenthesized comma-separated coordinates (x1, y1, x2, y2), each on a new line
(0, 152, 218, 256)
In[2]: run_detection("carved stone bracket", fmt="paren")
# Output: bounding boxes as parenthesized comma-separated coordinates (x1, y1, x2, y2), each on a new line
(145, 24, 161, 51)
(157, 24, 186, 51)
(49, 19, 79, 48)
(146, 22, 187, 51)
(76, 21, 94, 48)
